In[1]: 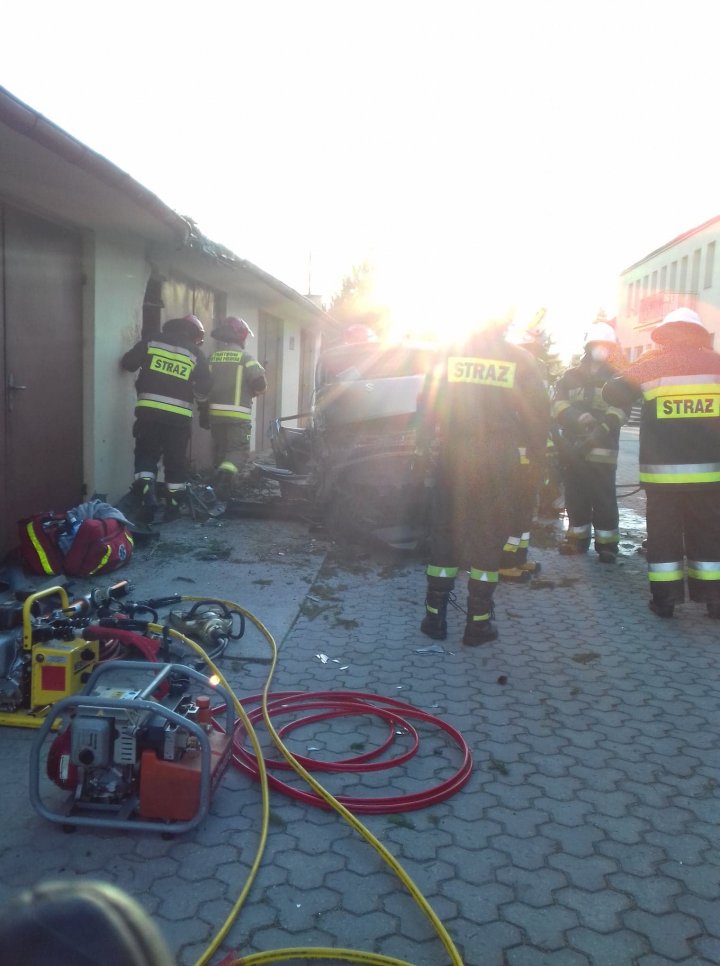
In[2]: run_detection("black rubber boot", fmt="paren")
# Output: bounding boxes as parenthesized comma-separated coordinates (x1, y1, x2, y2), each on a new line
(420, 576, 453, 641)
(213, 468, 235, 502)
(130, 478, 158, 524)
(162, 487, 187, 522)
(463, 586, 498, 646)
(649, 598, 674, 618)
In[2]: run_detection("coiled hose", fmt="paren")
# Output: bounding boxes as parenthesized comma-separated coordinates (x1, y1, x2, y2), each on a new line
(149, 595, 465, 966)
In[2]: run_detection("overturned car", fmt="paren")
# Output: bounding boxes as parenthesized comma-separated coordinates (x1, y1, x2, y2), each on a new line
(254, 339, 437, 548)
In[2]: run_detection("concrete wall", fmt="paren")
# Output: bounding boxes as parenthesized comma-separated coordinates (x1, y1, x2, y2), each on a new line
(84, 233, 149, 503)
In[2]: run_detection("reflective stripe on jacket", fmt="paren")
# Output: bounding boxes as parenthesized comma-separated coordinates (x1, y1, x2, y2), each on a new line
(552, 358, 626, 466)
(208, 349, 267, 421)
(121, 338, 211, 422)
(603, 346, 720, 488)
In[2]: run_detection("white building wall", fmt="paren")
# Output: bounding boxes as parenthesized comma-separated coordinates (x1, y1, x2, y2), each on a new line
(280, 318, 301, 429)
(84, 233, 149, 503)
(617, 217, 720, 358)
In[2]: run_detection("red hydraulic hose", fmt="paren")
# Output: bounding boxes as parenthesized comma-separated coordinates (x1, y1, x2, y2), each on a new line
(228, 690, 473, 814)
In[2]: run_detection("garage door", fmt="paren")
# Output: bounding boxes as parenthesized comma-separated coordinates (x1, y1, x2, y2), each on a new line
(0, 204, 84, 558)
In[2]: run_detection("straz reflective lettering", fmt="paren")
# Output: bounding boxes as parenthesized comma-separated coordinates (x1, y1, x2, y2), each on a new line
(448, 357, 516, 387)
(657, 393, 720, 418)
(149, 351, 192, 380)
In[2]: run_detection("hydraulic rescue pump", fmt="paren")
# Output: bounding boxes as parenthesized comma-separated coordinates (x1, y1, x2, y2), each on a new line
(0, 586, 104, 729)
(30, 661, 235, 832)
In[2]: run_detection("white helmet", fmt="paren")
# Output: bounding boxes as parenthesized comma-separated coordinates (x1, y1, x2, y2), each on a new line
(653, 307, 711, 347)
(584, 321, 618, 347)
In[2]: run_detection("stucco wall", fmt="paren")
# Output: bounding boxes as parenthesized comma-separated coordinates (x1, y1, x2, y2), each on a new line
(84, 234, 150, 503)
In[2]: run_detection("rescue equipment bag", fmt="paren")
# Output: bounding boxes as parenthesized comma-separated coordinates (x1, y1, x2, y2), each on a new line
(18, 514, 133, 577)
(18, 514, 66, 576)
(62, 518, 134, 576)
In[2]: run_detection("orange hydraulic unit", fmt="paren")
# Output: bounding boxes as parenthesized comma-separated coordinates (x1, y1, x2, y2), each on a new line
(139, 728, 234, 821)
(0, 586, 101, 730)
(30, 662, 237, 833)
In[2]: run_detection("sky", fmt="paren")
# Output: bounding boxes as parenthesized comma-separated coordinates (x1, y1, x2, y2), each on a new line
(3, 0, 719, 358)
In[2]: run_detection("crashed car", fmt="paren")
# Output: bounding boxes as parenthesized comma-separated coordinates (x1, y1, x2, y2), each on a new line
(254, 339, 437, 548)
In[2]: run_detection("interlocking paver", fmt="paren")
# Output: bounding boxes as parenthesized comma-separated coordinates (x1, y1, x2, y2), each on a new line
(2, 446, 720, 965)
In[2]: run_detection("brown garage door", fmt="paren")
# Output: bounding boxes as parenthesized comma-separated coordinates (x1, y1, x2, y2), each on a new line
(0, 204, 84, 559)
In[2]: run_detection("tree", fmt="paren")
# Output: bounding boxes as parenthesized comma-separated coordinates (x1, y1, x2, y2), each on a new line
(325, 261, 386, 336)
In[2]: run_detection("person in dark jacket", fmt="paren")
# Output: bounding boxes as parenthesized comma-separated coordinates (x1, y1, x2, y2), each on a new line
(205, 316, 267, 500)
(551, 322, 628, 562)
(417, 317, 550, 645)
(120, 314, 212, 521)
(603, 307, 720, 618)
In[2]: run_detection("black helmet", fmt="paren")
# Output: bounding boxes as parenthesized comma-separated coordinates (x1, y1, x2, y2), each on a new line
(162, 314, 205, 345)
(211, 316, 253, 345)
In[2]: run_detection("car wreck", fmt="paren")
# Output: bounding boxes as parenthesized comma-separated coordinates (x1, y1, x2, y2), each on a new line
(253, 339, 437, 549)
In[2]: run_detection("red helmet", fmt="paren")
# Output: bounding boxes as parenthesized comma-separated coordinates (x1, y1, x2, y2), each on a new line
(162, 314, 205, 345)
(211, 316, 253, 345)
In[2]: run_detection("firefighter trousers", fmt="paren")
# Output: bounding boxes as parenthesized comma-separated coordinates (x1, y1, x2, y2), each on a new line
(562, 458, 619, 553)
(646, 487, 720, 605)
(133, 417, 190, 485)
(427, 447, 520, 615)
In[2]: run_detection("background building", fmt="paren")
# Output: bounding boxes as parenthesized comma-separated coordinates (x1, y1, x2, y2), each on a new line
(0, 86, 339, 557)
(616, 215, 720, 359)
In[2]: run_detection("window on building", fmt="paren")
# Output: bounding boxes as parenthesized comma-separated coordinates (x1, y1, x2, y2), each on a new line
(705, 242, 715, 289)
(691, 249, 701, 292)
(660, 266, 667, 290)
(680, 256, 688, 292)
(651, 270, 658, 292)
(643, 275, 649, 298)
(669, 261, 678, 290)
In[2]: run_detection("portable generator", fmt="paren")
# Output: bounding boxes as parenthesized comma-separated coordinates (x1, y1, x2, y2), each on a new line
(30, 661, 236, 832)
(0, 586, 101, 729)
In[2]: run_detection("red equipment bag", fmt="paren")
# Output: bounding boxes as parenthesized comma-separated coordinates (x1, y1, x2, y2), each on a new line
(62, 518, 134, 577)
(17, 514, 66, 576)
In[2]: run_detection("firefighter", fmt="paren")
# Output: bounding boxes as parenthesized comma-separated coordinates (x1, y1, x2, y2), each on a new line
(121, 314, 212, 522)
(205, 316, 267, 501)
(603, 307, 720, 618)
(417, 317, 550, 645)
(552, 321, 627, 562)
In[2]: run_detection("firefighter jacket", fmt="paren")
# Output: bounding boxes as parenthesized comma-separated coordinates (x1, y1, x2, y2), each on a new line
(603, 344, 720, 488)
(417, 332, 550, 464)
(121, 338, 212, 424)
(208, 348, 267, 423)
(552, 356, 627, 465)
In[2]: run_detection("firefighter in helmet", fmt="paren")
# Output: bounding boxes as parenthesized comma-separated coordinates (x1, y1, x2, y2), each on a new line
(603, 307, 720, 618)
(551, 321, 627, 561)
(120, 314, 212, 522)
(417, 315, 550, 645)
(204, 316, 267, 500)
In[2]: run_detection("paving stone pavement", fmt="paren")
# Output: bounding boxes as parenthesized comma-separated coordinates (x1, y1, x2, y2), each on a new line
(1, 494, 719, 966)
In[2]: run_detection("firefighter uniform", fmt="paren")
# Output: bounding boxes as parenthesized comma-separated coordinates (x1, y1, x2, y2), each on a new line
(603, 308, 720, 618)
(418, 322, 550, 646)
(552, 329, 627, 561)
(207, 317, 267, 499)
(121, 315, 211, 519)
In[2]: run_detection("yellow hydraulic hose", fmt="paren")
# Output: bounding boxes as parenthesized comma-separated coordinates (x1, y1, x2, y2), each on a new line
(155, 596, 464, 966)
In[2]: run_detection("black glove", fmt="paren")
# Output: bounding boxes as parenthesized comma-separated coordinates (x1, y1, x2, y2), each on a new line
(198, 402, 210, 430)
